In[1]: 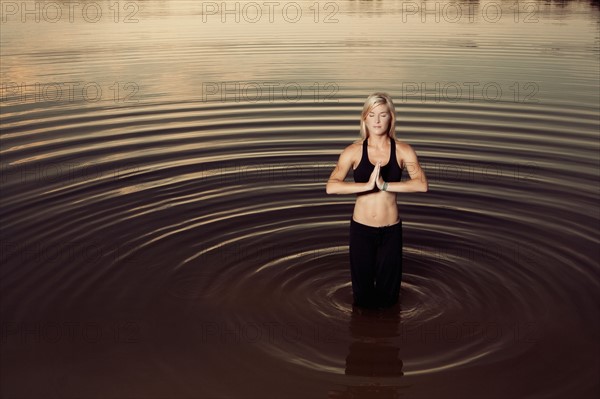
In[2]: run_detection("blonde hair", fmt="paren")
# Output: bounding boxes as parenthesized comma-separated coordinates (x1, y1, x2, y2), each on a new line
(359, 92, 397, 140)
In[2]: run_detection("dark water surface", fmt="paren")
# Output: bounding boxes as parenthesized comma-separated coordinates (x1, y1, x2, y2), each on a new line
(1, 0, 599, 398)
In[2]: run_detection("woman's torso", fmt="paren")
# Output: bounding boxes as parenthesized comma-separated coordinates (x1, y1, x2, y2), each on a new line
(351, 136, 403, 227)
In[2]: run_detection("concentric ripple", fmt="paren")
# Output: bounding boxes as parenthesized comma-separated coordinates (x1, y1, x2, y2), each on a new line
(1, 1, 598, 398)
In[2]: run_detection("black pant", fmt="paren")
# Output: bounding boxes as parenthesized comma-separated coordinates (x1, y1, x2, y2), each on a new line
(349, 217, 403, 309)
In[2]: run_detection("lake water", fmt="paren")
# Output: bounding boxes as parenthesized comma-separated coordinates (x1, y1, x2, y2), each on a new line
(1, 0, 599, 398)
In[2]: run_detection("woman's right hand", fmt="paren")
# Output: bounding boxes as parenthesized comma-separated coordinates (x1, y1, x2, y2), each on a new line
(366, 161, 381, 191)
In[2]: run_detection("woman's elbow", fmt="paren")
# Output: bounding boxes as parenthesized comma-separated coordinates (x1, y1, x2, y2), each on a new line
(326, 180, 341, 194)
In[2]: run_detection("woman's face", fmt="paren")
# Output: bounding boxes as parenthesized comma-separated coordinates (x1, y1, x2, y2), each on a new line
(365, 104, 391, 135)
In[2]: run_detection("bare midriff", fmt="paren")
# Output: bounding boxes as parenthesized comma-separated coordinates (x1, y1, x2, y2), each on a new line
(352, 191, 400, 227)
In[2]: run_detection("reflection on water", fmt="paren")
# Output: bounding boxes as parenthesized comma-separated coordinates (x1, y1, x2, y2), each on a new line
(345, 306, 404, 380)
(1, 1, 599, 398)
(335, 308, 407, 398)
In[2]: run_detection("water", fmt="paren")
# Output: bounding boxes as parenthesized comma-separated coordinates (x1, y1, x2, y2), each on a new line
(1, 0, 599, 397)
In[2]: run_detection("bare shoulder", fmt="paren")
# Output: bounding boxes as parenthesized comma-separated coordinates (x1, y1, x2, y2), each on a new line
(336, 140, 363, 169)
(342, 139, 363, 157)
(393, 139, 419, 168)
(393, 139, 414, 153)
(394, 139, 411, 151)
(328, 140, 363, 180)
(351, 138, 364, 147)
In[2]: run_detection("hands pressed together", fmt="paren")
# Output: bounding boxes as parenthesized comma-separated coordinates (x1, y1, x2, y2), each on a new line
(368, 161, 387, 191)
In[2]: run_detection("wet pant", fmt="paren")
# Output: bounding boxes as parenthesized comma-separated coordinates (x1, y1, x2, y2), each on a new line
(349, 217, 403, 309)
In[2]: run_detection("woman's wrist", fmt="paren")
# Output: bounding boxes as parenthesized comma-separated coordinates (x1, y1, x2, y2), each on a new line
(382, 181, 388, 191)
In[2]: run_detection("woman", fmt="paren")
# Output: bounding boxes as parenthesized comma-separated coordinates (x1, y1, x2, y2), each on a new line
(325, 92, 428, 309)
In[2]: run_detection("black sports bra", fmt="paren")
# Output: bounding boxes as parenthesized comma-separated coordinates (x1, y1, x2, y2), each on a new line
(353, 136, 403, 187)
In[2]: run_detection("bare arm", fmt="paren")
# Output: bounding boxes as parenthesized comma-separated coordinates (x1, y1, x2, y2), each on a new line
(377, 143, 428, 193)
(326, 144, 380, 194)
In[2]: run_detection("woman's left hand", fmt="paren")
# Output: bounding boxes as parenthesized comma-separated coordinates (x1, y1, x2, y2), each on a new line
(376, 175, 385, 190)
